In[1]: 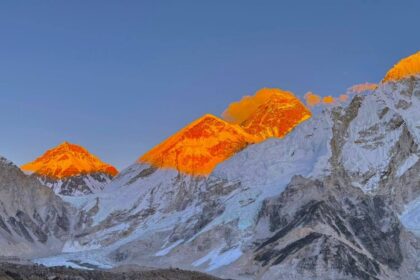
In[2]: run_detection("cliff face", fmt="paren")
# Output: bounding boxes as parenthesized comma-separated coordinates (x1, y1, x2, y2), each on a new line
(0, 157, 73, 257)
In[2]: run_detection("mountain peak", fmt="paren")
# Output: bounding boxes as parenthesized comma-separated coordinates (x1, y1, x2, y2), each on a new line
(185, 113, 227, 128)
(241, 89, 312, 140)
(383, 51, 420, 82)
(56, 141, 90, 154)
(21, 142, 118, 179)
(139, 88, 312, 175)
(139, 114, 254, 176)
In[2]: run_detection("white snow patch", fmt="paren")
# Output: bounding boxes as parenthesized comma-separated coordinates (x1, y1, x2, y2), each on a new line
(60, 194, 93, 209)
(155, 239, 184, 257)
(34, 255, 87, 269)
(34, 249, 114, 270)
(401, 198, 420, 236)
(192, 246, 242, 272)
(397, 154, 419, 177)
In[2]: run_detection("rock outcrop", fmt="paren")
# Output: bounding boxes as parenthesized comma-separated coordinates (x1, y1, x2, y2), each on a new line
(0, 157, 73, 257)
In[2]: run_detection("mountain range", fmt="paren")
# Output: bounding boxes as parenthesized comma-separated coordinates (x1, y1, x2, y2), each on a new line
(1, 51, 420, 279)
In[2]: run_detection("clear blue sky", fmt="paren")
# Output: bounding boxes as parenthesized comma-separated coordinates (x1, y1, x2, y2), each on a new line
(0, 0, 419, 170)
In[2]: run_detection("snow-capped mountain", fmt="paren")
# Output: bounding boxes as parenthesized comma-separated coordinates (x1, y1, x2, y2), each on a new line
(140, 88, 311, 176)
(34, 77, 420, 280)
(3, 51, 420, 279)
(139, 114, 253, 176)
(0, 156, 73, 258)
(21, 142, 118, 196)
(239, 89, 311, 140)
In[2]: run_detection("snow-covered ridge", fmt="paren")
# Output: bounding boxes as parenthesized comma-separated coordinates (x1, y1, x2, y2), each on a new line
(214, 109, 334, 186)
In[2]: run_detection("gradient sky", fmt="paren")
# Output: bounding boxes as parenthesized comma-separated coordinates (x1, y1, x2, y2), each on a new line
(0, 0, 419, 170)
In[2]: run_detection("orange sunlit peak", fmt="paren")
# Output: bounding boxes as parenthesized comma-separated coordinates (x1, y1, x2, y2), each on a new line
(21, 141, 118, 179)
(383, 51, 420, 82)
(222, 88, 299, 125)
(240, 90, 312, 140)
(140, 88, 312, 176)
(139, 114, 254, 176)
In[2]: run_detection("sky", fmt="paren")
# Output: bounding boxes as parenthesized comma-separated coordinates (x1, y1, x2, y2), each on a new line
(0, 0, 419, 170)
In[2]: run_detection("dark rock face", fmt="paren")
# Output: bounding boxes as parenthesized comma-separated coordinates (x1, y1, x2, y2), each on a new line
(126, 166, 157, 185)
(256, 232, 324, 266)
(317, 236, 381, 280)
(254, 176, 405, 280)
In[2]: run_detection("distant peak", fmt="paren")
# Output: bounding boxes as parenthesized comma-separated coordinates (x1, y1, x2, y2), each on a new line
(383, 51, 420, 82)
(21, 142, 118, 179)
(240, 89, 312, 140)
(190, 114, 225, 125)
(201, 113, 218, 119)
(222, 88, 302, 124)
(60, 141, 73, 147)
(57, 141, 86, 151)
(139, 114, 253, 176)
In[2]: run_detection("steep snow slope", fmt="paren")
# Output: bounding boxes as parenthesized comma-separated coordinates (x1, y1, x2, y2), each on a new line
(339, 92, 406, 191)
(214, 110, 333, 186)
